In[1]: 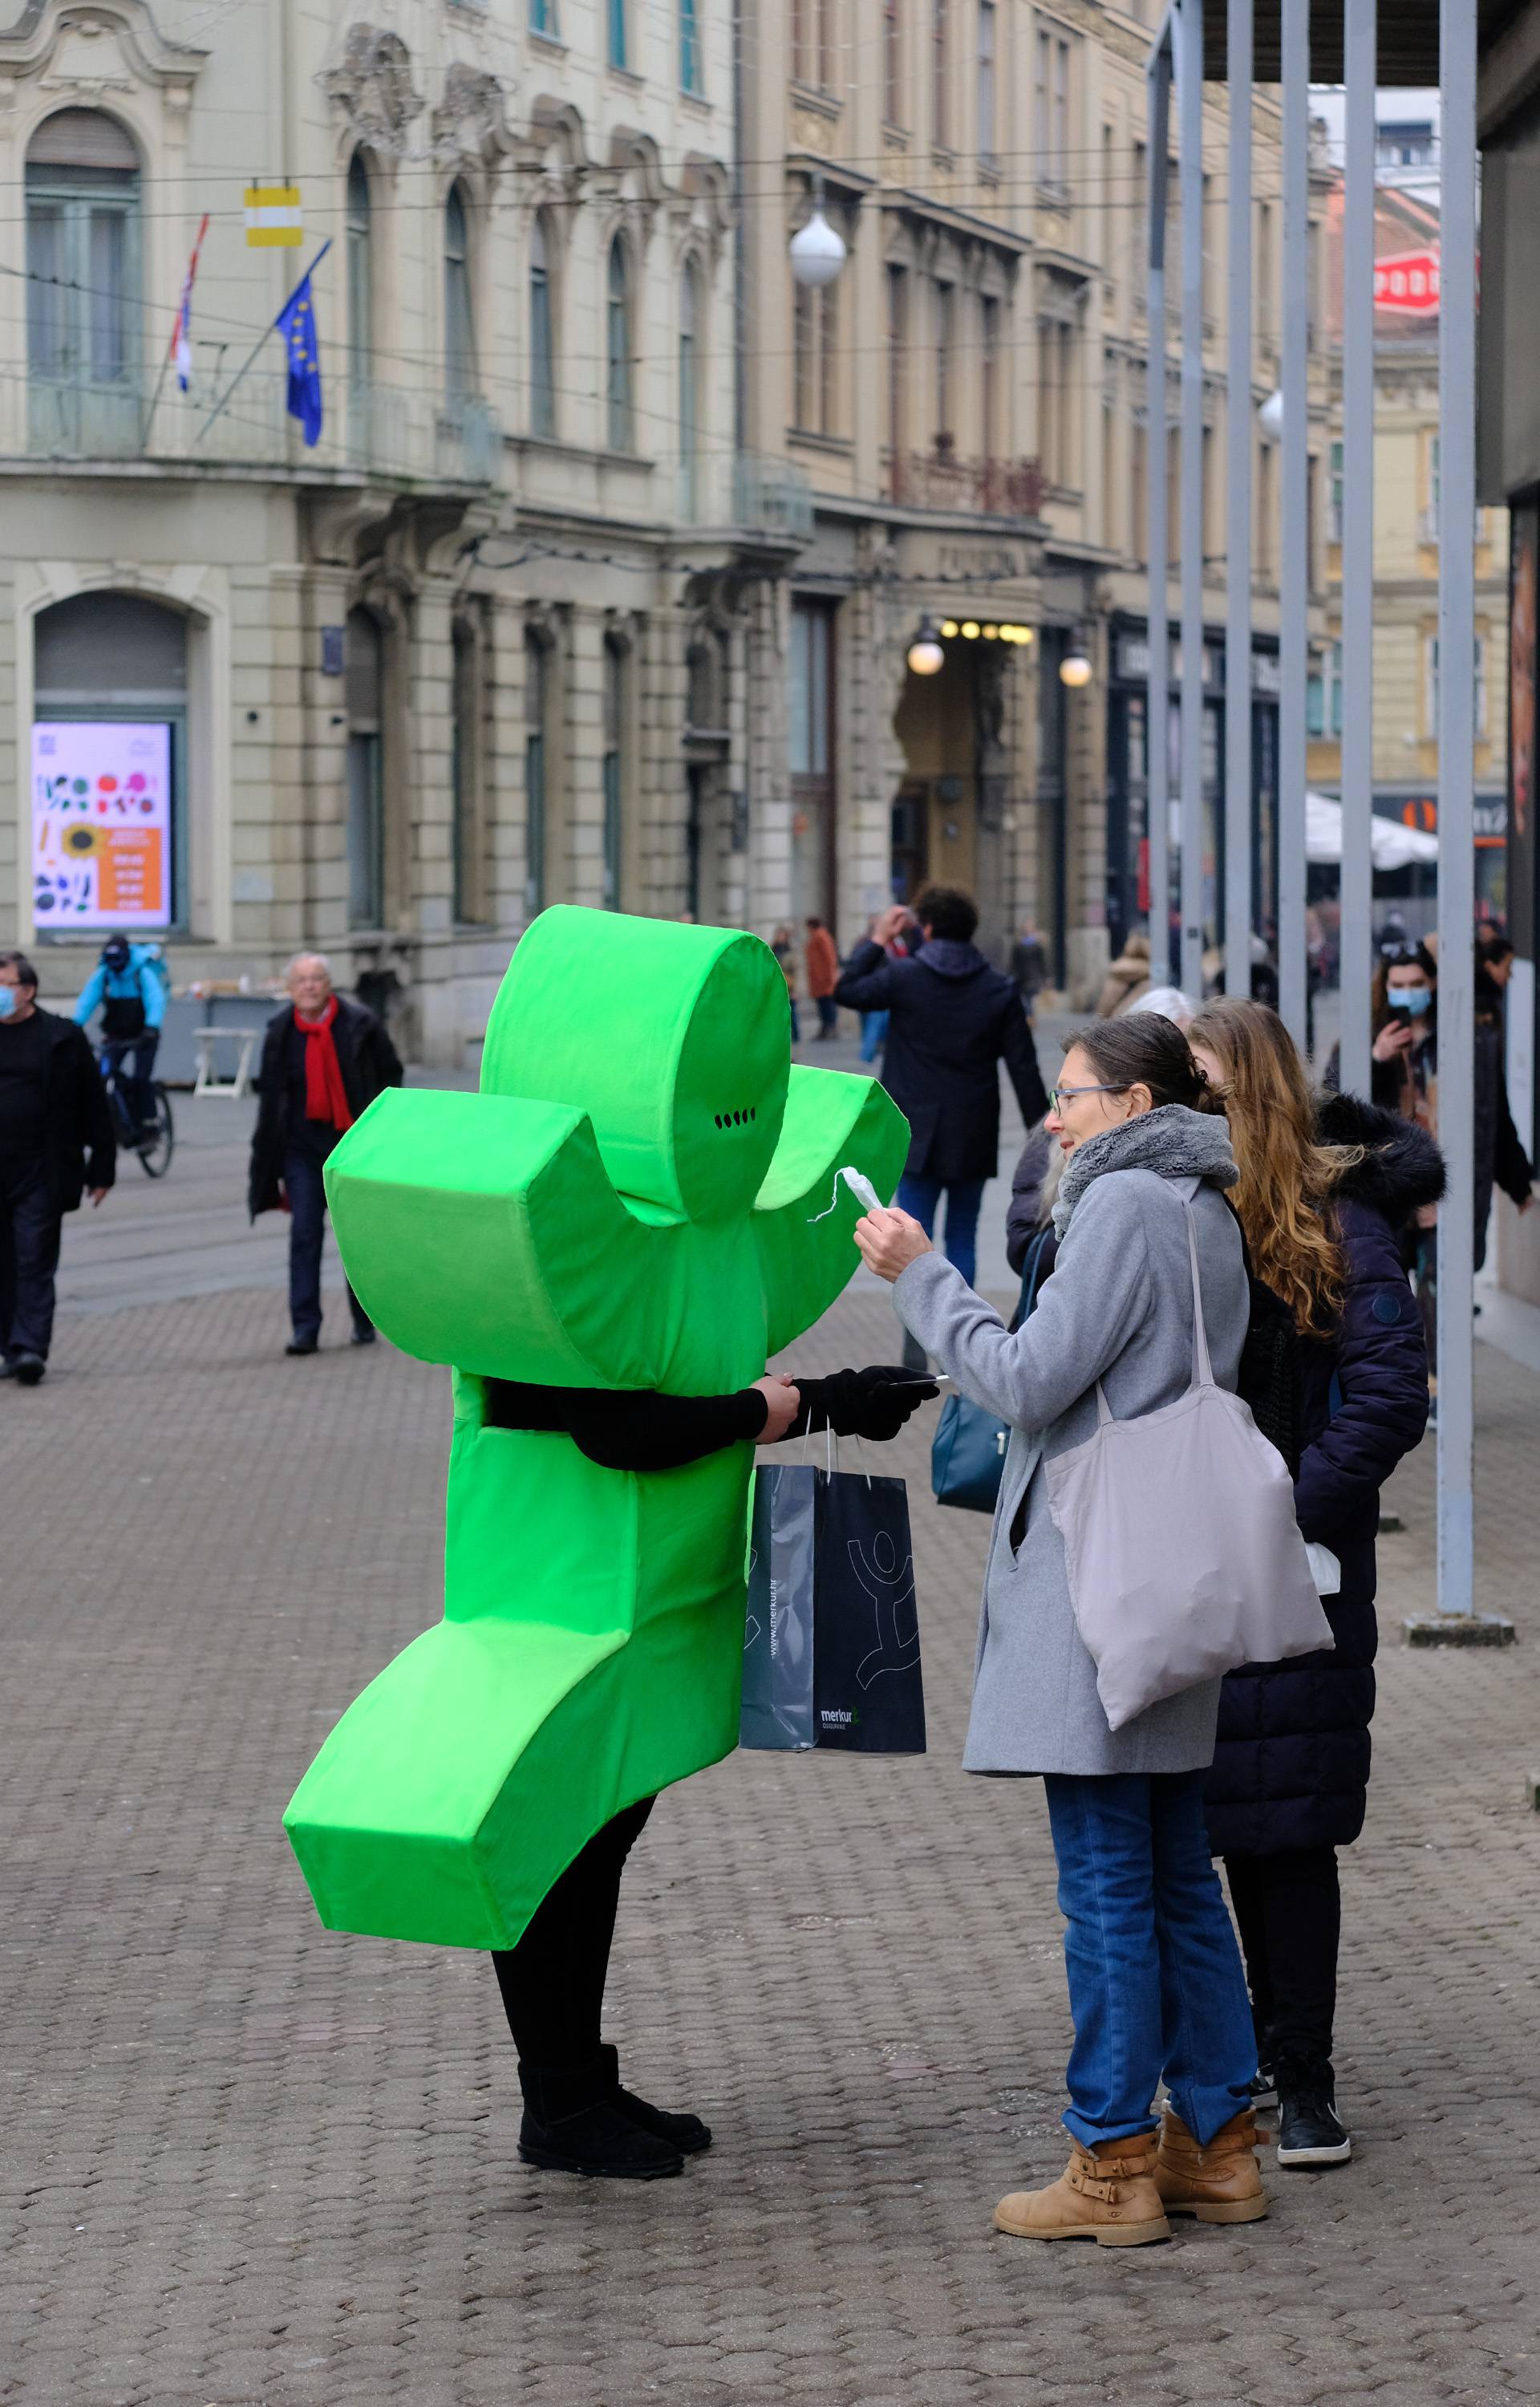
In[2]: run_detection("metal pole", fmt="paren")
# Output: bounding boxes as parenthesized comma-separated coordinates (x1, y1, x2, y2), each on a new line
(1223, 0, 1253, 999)
(1338, 0, 1376, 1098)
(1147, 31, 1173, 981)
(1277, 0, 1309, 1049)
(1437, 0, 1477, 1618)
(1178, 0, 1206, 1004)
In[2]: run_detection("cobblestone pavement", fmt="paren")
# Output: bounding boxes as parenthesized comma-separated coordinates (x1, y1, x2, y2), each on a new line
(5, 1259, 1540, 2404)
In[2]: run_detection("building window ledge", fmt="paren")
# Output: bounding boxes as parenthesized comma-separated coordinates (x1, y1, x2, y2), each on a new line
(788, 428, 853, 457)
(529, 28, 566, 54)
(791, 79, 842, 122)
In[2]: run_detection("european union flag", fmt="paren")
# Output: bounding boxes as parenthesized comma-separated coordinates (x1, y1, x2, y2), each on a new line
(275, 270, 323, 446)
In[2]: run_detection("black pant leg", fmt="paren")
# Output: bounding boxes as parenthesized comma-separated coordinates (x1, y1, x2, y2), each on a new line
(1226, 1848, 1339, 2072)
(284, 1140, 326, 1340)
(1, 1168, 62, 1362)
(490, 1798, 656, 2070)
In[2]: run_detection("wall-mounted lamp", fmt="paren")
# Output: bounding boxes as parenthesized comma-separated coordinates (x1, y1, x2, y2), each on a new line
(906, 615, 946, 676)
(1059, 632, 1093, 689)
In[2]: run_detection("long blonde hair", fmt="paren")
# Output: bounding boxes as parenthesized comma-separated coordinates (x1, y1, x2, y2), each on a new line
(1186, 997, 1361, 1338)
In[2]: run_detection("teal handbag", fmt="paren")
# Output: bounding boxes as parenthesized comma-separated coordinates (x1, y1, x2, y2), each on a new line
(929, 1229, 1052, 1515)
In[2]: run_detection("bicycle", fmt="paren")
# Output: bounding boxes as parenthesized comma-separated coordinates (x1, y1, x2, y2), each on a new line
(97, 1042, 175, 1179)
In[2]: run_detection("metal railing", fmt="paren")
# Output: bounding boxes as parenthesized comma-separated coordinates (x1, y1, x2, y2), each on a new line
(732, 449, 814, 542)
(12, 367, 502, 487)
(889, 446, 1046, 519)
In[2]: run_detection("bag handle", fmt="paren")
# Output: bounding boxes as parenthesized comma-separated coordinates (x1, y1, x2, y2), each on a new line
(1184, 1199, 1215, 1390)
(1092, 1194, 1214, 1425)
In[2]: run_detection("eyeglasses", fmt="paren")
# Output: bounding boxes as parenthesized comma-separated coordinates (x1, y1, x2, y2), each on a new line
(1048, 1082, 1132, 1111)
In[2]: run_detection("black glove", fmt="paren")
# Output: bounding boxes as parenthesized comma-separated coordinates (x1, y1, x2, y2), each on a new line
(788, 1365, 939, 1443)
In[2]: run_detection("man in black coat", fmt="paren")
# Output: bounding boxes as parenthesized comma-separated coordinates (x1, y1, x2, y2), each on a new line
(0, 949, 116, 1387)
(833, 883, 1048, 1295)
(248, 952, 403, 1357)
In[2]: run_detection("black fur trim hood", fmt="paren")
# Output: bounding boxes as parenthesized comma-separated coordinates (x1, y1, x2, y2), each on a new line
(1315, 1090, 1446, 1219)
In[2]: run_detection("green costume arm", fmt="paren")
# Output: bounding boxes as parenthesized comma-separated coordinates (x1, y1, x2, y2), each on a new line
(324, 1086, 680, 1389)
(752, 1065, 910, 1355)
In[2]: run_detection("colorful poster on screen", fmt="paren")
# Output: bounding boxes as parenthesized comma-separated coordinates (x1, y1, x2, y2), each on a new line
(31, 721, 172, 928)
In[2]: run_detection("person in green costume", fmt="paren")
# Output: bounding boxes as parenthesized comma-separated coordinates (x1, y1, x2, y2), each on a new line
(284, 907, 929, 2178)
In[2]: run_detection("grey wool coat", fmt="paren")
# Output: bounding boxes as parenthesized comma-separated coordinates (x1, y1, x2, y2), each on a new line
(894, 1107, 1250, 1777)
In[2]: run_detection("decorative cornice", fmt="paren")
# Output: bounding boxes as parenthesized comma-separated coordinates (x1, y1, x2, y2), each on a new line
(322, 24, 424, 158)
(0, 0, 206, 101)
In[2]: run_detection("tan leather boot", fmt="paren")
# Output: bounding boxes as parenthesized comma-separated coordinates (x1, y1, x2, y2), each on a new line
(994, 2133, 1171, 2246)
(1154, 2107, 1269, 2224)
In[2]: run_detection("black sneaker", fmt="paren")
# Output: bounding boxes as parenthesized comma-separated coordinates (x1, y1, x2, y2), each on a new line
(12, 1353, 45, 1387)
(285, 1336, 319, 1357)
(1276, 2084, 1352, 2167)
(1249, 2064, 1278, 2111)
(517, 2058, 684, 2181)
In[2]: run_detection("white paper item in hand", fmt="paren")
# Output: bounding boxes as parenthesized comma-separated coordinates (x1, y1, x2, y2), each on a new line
(1304, 1541, 1342, 1598)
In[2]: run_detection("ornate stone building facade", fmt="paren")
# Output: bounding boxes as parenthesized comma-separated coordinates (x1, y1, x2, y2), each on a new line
(1, 0, 742, 1059)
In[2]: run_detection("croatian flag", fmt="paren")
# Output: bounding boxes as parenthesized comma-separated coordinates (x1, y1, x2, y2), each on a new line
(171, 214, 210, 392)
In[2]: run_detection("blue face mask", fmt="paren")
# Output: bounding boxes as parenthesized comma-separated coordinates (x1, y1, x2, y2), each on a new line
(1392, 984, 1433, 1016)
(0, 986, 16, 1019)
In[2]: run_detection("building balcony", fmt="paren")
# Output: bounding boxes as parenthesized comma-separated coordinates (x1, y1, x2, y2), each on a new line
(732, 449, 814, 542)
(890, 444, 1046, 520)
(10, 367, 502, 487)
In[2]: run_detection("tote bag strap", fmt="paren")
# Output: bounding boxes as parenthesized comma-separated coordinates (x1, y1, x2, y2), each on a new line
(1092, 1193, 1214, 1425)
(1184, 1197, 1216, 1390)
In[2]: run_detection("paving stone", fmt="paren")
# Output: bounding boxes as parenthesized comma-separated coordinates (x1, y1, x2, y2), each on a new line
(2, 1276, 1537, 2406)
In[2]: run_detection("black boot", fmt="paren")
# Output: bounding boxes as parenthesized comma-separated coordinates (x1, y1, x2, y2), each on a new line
(517, 2056, 685, 2179)
(598, 2043, 711, 2154)
(1275, 2054, 1352, 2168)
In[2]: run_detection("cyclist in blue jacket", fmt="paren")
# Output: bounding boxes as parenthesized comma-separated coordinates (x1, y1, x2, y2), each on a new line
(73, 936, 167, 1142)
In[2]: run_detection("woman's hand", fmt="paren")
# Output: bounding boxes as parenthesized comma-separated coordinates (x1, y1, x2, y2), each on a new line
(853, 1208, 933, 1284)
(1373, 1021, 1414, 1063)
(752, 1374, 801, 1443)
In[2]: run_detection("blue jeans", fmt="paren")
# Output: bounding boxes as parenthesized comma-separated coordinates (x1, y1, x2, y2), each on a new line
(1044, 1770, 1257, 2149)
(859, 1010, 890, 1063)
(896, 1172, 986, 1292)
(285, 1126, 372, 1343)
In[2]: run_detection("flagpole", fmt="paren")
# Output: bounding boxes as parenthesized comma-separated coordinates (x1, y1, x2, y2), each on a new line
(141, 212, 209, 454)
(197, 237, 331, 442)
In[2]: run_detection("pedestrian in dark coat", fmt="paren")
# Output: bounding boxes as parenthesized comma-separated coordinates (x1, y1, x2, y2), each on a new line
(1188, 999, 1439, 2171)
(0, 949, 116, 1385)
(248, 953, 403, 1355)
(833, 885, 1047, 1293)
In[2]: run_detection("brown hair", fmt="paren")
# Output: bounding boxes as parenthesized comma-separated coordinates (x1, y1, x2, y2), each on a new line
(1186, 996, 1360, 1337)
(1066, 1012, 1209, 1110)
(0, 949, 38, 993)
(1371, 943, 1437, 1035)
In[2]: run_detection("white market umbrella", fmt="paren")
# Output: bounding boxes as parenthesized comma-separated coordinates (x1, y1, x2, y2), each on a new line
(1305, 790, 1439, 871)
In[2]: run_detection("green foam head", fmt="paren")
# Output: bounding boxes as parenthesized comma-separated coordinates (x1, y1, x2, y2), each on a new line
(479, 907, 791, 1224)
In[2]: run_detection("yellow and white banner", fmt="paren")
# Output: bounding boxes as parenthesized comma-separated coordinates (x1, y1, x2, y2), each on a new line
(245, 185, 302, 248)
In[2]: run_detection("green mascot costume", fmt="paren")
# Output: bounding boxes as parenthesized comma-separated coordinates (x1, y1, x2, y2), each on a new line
(284, 907, 913, 2176)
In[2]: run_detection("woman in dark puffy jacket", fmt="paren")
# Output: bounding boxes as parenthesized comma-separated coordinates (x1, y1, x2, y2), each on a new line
(1187, 1000, 1439, 2174)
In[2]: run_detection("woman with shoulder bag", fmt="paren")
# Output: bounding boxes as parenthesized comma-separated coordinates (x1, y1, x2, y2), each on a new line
(1187, 999, 1437, 2171)
(857, 1014, 1270, 2247)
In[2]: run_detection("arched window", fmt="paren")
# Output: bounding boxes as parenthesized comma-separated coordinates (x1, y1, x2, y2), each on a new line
(444, 183, 477, 397)
(34, 591, 187, 929)
(606, 240, 633, 453)
(529, 213, 556, 437)
(26, 111, 140, 448)
(346, 154, 372, 387)
(679, 262, 701, 518)
(345, 608, 384, 929)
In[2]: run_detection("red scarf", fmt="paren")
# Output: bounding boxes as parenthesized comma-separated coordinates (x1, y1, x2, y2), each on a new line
(295, 996, 353, 1130)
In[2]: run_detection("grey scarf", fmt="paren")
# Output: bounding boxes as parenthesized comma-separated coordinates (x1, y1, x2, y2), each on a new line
(1052, 1104, 1238, 1236)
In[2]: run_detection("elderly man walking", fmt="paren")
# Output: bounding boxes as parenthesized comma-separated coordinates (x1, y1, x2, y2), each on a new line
(0, 949, 115, 1386)
(249, 953, 403, 1357)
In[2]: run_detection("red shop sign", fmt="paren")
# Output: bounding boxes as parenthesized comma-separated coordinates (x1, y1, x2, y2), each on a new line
(1373, 250, 1441, 314)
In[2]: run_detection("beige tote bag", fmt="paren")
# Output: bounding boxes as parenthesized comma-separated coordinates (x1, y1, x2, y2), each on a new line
(1044, 1202, 1333, 1733)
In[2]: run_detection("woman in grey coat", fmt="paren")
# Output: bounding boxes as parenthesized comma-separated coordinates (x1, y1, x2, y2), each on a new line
(856, 1014, 1267, 2247)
